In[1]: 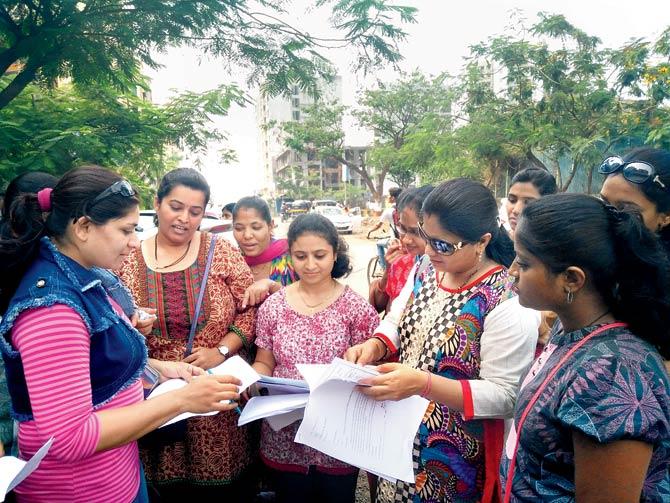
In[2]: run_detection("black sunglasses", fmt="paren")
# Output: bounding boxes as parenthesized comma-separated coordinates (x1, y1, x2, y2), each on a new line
(598, 156, 667, 190)
(91, 180, 136, 206)
(417, 222, 468, 255)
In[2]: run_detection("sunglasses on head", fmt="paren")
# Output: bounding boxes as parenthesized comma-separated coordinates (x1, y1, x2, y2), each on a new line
(91, 180, 136, 206)
(417, 222, 468, 255)
(598, 156, 667, 190)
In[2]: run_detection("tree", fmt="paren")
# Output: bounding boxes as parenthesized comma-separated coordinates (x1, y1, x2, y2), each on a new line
(449, 13, 670, 192)
(281, 72, 453, 202)
(0, 0, 417, 110)
(0, 77, 246, 204)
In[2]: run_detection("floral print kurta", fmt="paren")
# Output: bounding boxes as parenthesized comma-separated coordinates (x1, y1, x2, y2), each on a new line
(119, 232, 257, 488)
(500, 324, 670, 502)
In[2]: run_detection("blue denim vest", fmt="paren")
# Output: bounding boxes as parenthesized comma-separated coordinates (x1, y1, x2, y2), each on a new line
(0, 238, 147, 421)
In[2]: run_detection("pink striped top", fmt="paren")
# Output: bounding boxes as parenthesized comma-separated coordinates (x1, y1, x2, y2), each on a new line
(11, 304, 143, 503)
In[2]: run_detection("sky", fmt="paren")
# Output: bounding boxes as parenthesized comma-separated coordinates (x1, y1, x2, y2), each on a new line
(146, 0, 670, 205)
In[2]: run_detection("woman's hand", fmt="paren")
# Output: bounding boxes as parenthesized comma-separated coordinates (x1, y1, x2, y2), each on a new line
(130, 307, 157, 336)
(358, 363, 427, 401)
(242, 278, 278, 308)
(182, 347, 226, 370)
(177, 374, 241, 414)
(385, 238, 405, 266)
(150, 359, 205, 383)
(344, 338, 387, 366)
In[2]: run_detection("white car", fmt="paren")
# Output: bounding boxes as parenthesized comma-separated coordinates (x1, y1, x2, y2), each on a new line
(315, 206, 354, 234)
(136, 210, 234, 242)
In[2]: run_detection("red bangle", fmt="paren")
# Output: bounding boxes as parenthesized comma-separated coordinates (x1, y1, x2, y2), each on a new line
(420, 370, 432, 398)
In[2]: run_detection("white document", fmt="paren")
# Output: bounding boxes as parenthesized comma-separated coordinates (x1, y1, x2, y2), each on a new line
(237, 394, 309, 427)
(0, 437, 54, 501)
(295, 359, 428, 483)
(266, 408, 305, 431)
(148, 355, 260, 427)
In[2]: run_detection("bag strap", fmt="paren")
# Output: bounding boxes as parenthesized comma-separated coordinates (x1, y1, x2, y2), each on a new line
(184, 235, 217, 357)
(502, 321, 627, 503)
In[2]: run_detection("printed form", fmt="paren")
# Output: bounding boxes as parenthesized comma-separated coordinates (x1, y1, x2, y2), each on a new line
(295, 359, 428, 483)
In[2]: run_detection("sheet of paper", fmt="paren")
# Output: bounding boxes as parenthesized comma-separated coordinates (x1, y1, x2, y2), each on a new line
(237, 394, 309, 427)
(298, 359, 377, 390)
(295, 376, 428, 483)
(148, 355, 260, 427)
(265, 408, 305, 431)
(295, 363, 329, 390)
(256, 375, 309, 395)
(0, 437, 54, 500)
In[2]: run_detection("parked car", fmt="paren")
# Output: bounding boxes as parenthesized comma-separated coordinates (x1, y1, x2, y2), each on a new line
(312, 199, 339, 209)
(315, 206, 353, 234)
(136, 210, 234, 242)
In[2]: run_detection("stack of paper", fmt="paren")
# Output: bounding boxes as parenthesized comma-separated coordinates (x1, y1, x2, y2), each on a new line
(294, 359, 429, 483)
(147, 355, 260, 427)
(0, 437, 53, 501)
(238, 393, 309, 431)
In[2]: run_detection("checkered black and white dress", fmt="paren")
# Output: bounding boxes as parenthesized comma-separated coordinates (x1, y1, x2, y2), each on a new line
(376, 265, 514, 503)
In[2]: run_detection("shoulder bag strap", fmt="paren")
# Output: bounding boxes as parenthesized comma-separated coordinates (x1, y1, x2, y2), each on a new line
(184, 235, 217, 357)
(502, 321, 627, 503)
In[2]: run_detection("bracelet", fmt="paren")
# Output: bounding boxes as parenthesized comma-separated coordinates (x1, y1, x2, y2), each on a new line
(420, 370, 432, 399)
(229, 324, 250, 351)
(371, 336, 391, 360)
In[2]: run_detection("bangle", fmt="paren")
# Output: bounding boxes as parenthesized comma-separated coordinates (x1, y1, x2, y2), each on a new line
(229, 324, 250, 351)
(371, 336, 390, 360)
(420, 370, 432, 399)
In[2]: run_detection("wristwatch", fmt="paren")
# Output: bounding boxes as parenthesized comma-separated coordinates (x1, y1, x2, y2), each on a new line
(217, 345, 230, 359)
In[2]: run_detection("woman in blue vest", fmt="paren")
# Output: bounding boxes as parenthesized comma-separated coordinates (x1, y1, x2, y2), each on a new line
(0, 165, 241, 503)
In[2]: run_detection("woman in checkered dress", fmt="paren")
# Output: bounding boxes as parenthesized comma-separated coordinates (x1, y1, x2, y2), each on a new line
(346, 179, 539, 503)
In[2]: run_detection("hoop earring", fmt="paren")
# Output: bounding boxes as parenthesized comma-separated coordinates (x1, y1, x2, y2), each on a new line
(566, 290, 574, 304)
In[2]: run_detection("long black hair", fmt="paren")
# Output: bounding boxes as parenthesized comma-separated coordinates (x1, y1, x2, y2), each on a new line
(422, 178, 515, 267)
(0, 166, 140, 314)
(288, 213, 352, 278)
(517, 193, 670, 358)
(233, 196, 272, 224)
(510, 168, 557, 196)
(396, 185, 434, 215)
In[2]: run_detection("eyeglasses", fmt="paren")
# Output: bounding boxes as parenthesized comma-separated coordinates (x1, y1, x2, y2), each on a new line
(91, 180, 136, 206)
(598, 156, 667, 190)
(417, 222, 468, 255)
(396, 223, 421, 238)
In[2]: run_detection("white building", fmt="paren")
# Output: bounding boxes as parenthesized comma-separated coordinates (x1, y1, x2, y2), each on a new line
(256, 76, 343, 196)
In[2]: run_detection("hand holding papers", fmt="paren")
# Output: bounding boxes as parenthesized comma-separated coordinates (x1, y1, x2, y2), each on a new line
(0, 437, 53, 501)
(148, 355, 260, 427)
(295, 359, 428, 483)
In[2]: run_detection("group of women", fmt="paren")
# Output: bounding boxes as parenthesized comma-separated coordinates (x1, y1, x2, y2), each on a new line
(0, 147, 668, 503)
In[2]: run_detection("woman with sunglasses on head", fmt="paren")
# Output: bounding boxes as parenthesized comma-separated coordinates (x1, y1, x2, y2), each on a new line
(599, 147, 670, 373)
(346, 178, 539, 503)
(0, 166, 241, 502)
(369, 186, 433, 313)
(500, 193, 670, 502)
(118, 168, 257, 501)
(232, 196, 297, 308)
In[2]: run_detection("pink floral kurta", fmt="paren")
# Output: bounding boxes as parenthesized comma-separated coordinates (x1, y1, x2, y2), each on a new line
(255, 286, 379, 473)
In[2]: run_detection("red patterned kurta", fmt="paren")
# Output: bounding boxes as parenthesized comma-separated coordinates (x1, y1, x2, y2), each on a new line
(119, 232, 256, 488)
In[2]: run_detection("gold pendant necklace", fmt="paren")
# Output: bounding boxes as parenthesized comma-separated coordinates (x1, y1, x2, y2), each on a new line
(297, 281, 336, 310)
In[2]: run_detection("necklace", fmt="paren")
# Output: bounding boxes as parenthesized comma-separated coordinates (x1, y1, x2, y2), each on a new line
(297, 281, 337, 310)
(440, 264, 483, 290)
(154, 236, 192, 270)
(584, 309, 611, 328)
